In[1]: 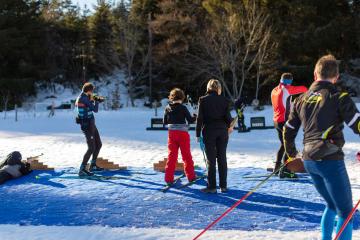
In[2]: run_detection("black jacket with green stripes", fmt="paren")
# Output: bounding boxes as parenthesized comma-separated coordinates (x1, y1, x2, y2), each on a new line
(284, 80, 360, 161)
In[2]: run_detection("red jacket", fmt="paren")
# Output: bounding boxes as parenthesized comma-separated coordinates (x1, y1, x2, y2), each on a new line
(271, 84, 307, 123)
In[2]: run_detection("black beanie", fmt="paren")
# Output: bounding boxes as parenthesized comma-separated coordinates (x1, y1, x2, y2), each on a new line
(6, 151, 22, 165)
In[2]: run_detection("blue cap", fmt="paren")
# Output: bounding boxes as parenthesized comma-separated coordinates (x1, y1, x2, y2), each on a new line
(280, 78, 293, 85)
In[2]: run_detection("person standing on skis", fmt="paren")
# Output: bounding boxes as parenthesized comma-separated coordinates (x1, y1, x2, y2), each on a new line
(163, 88, 197, 185)
(75, 82, 104, 176)
(271, 73, 307, 177)
(284, 55, 360, 240)
(196, 79, 233, 193)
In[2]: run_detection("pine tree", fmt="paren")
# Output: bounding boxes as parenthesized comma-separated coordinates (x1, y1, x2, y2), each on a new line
(90, 0, 117, 75)
(0, 0, 44, 108)
(111, 81, 121, 110)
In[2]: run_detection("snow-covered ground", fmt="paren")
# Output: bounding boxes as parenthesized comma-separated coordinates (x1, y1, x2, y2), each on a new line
(0, 104, 359, 240)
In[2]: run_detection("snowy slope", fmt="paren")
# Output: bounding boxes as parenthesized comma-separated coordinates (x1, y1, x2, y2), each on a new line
(0, 104, 359, 240)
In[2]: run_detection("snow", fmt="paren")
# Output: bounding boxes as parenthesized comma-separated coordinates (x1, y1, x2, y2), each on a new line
(0, 225, 340, 240)
(0, 103, 359, 240)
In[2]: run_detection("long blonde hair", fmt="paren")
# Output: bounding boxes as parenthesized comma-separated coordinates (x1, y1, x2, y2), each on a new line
(206, 79, 222, 94)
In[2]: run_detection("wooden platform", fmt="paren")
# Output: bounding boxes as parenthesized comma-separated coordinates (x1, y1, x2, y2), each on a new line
(88, 158, 127, 170)
(27, 156, 54, 171)
(154, 158, 184, 172)
(287, 158, 306, 173)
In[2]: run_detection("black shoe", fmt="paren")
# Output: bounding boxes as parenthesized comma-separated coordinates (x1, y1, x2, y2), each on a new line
(200, 187, 217, 194)
(273, 163, 281, 175)
(79, 169, 94, 176)
(220, 188, 228, 193)
(89, 164, 105, 172)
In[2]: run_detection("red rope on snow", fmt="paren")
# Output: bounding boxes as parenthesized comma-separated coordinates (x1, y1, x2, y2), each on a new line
(192, 158, 294, 240)
(193, 191, 252, 240)
(334, 199, 360, 240)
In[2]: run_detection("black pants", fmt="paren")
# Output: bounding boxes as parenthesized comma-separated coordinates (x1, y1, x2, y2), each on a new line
(237, 116, 246, 132)
(0, 170, 12, 185)
(274, 122, 286, 171)
(203, 128, 229, 189)
(81, 121, 102, 166)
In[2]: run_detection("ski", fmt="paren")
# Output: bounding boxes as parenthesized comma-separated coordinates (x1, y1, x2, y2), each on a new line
(161, 174, 185, 193)
(242, 167, 276, 179)
(78, 175, 125, 181)
(36, 174, 128, 181)
(177, 175, 207, 189)
(243, 174, 273, 179)
(247, 177, 310, 181)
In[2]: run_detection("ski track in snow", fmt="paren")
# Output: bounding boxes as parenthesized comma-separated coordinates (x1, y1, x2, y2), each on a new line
(0, 106, 359, 240)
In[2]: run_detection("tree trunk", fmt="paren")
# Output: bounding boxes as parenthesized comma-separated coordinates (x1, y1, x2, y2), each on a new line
(3, 93, 9, 120)
(255, 63, 262, 100)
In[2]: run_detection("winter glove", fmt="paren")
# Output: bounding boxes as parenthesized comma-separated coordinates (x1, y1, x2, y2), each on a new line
(20, 162, 32, 176)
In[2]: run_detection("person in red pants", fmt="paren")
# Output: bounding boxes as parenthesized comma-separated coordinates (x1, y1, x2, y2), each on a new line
(163, 88, 197, 185)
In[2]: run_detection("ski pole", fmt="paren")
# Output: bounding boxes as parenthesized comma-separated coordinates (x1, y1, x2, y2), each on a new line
(193, 158, 295, 240)
(199, 136, 208, 171)
(334, 199, 360, 240)
(334, 152, 360, 240)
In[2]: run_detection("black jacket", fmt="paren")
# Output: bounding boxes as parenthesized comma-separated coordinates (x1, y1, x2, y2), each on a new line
(163, 102, 195, 125)
(196, 91, 233, 137)
(284, 81, 360, 160)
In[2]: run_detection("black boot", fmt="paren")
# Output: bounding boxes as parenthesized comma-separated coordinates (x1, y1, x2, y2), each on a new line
(279, 168, 298, 179)
(273, 162, 281, 175)
(79, 168, 94, 176)
(200, 187, 217, 193)
(89, 162, 105, 172)
(220, 187, 228, 193)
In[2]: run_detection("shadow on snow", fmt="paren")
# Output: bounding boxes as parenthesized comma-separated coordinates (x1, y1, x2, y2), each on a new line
(0, 167, 359, 231)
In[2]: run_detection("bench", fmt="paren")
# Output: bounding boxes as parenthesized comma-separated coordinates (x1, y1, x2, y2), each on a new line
(146, 118, 167, 130)
(146, 118, 196, 131)
(249, 117, 274, 130)
(147, 117, 273, 131)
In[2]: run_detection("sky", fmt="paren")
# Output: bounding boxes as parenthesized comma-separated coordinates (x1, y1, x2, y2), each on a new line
(73, 0, 125, 10)
(73, 0, 99, 9)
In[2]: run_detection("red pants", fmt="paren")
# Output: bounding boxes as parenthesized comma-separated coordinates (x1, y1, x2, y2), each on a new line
(165, 130, 196, 183)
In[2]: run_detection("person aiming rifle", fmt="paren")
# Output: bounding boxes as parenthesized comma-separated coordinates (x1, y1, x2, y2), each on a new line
(75, 82, 105, 176)
(0, 151, 32, 185)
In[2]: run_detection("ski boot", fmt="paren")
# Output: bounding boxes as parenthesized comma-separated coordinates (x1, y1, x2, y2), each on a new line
(200, 187, 217, 194)
(79, 168, 94, 177)
(165, 182, 174, 187)
(272, 162, 281, 175)
(279, 169, 298, 179)
(89, 163, 105, 172)
(220, 187, 228, 193)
